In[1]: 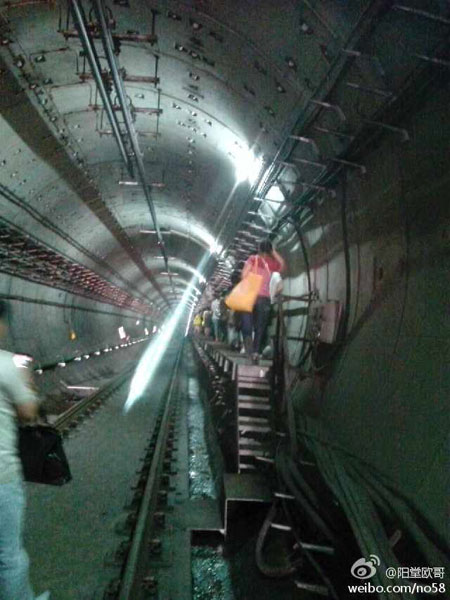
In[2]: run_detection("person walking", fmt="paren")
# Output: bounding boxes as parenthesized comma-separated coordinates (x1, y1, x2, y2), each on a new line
(211, 296, 222, 342)
(240, 240, 285, 363)
(0, 300, 50, 600)
(202, 307, 213, 338)
(193, 312, 203, 336)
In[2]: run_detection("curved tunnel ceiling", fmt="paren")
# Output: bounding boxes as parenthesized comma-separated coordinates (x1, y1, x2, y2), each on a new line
(1, 0, 449, 317)
(0, 0, 449, 564)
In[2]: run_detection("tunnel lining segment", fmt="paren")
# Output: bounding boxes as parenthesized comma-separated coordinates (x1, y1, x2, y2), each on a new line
(0, 50, 170, 307)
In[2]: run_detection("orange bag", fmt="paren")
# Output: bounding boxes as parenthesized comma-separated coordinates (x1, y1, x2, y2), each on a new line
(225, 257, 262, 312)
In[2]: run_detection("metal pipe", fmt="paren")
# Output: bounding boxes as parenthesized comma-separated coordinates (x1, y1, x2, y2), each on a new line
(346, 81, 393, 97)
(70, 0, 132, 174)
(414, 53, 450, 68)
(364, 119, 410, 142)
(289, 134, 320, 156)
(309, 99, 346, 122)
(393, 4, 450, 26)
(313, 125, 355, 140)
(330, 157, 366, 174)
(91, 0, 171, 278)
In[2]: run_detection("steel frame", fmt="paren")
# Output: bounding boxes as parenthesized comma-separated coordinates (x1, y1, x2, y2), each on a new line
(0, 218, 153, 315)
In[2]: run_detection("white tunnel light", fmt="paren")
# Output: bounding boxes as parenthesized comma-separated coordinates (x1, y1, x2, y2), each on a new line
(124, 254, 210, 413)
(118, 326, 126, 339)
(265, 185, 285, 202)
(185, 303, 196, 337)
(231, 145, 263, 185)
(210, 239, 223, 255)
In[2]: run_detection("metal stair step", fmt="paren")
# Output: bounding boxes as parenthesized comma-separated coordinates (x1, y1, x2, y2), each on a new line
(239, 415, 269, 424)
(238, 402, 271, 411)
(237, 394, 270, 402)
(239, 463, 257, 471)
(239, 448, 265, 456)
(239, 424, 271, 433)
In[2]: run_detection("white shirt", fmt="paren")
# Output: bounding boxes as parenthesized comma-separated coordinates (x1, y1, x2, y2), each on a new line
(211, 299, 221, 319)
(0, 350, 37, 484)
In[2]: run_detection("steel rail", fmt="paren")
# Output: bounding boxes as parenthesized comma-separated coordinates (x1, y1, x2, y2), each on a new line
(118, 345, 184, 599)
(53, 365, 135, 433)
(70, 0, 132, 175)
(91, 0, 172, 286)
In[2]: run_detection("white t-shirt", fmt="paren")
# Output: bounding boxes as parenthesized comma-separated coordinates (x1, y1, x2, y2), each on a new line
(211, 298, 221, 319)
(0, 350, 38, 484)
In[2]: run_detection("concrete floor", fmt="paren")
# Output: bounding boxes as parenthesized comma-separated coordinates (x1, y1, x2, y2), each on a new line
(24, 347, 177, 599)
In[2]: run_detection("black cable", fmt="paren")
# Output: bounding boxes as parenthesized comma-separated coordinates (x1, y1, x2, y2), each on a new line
(255, 502, 299, 578)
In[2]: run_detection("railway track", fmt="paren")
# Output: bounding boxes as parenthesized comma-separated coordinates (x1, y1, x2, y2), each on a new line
(37, 343, 185, 599)
(98, 345, 185, 600)
(52, 365, 136, 435)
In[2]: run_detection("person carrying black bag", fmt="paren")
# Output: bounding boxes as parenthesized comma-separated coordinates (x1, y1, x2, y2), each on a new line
(0, 300, 50, 600)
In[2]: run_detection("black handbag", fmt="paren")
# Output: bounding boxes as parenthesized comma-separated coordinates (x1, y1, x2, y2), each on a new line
(18, 424, 72, 486)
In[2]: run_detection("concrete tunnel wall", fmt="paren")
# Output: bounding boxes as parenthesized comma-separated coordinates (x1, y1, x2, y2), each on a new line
(0, 0, 448, 553)
(1, 68, 447, 538)
(277, 79, 449, 538)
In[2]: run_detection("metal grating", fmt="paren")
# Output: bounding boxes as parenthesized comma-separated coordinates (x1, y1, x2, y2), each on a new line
(0, 218, 153, 315)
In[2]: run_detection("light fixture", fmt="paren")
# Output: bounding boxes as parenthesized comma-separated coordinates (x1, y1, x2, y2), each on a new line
(209, 239, 223, 255)
(265, 185, 285, 202)
(229, 144, 263, 185)
(125, 253, 210, 412)
(286, 57, 297, 70)
(167, 10, 181, 20)
(190, 19, 202, 30)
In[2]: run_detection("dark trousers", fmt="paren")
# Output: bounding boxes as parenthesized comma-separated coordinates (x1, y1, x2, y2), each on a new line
(241, 296, 271, 354)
